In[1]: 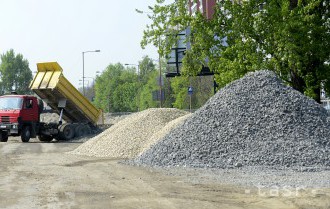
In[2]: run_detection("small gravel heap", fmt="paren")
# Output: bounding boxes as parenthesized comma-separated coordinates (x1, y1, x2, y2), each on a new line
(133, 70, 330, 169)
(139, 113, 192, 156)
(70, 108, 188, 158)
(40, 113, 62, 123)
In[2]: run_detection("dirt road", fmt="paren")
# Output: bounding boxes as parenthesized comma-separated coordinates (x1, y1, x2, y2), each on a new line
(0, 138, 329, 209)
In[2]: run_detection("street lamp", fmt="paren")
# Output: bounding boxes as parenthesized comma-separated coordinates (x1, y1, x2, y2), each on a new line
(82, 50, 100, 96)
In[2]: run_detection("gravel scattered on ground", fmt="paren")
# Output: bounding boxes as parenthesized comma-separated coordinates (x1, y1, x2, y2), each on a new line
(70, 108, 189, 158)
(132, 70, 330, 170)
(158, 166, 330, 189)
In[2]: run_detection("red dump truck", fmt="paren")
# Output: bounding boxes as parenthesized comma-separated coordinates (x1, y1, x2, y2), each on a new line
(0, 62, 103, 142)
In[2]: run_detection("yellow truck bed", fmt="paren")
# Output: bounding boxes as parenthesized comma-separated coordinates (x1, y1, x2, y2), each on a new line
(30, 62, 103, 125)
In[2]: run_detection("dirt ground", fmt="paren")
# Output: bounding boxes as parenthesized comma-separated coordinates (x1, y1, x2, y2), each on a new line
(0, 137, 329, 209)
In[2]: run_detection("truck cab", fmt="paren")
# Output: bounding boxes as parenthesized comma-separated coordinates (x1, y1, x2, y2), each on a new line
(0, 94, 40, 142)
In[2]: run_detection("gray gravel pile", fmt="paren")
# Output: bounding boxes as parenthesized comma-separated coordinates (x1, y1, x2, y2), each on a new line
(133, 70, 330, 169)
(70, 108, 188, 158)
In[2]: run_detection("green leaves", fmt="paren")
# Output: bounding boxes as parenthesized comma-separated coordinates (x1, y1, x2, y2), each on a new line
(94, 63, 139, 112)
(94, 56, 161, 112)
(138, 70, 160, 110)
(0, 49, 32, 95)
(142, 0, 330, 102)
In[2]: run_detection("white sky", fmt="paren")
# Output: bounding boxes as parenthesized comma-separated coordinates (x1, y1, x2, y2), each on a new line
(0, 0, 162, 88)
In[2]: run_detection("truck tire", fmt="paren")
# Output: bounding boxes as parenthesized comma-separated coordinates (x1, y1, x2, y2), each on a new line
(74, 125, 84, 137)
(21, 126, 31, 142)
(0, 131, 8, 142)
(82, 125, 91, 135)
(59, 124, 74, 140)
(38, 135, 53, 142)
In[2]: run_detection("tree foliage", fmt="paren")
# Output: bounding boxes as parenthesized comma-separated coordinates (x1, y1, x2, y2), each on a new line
(171, 75, 214, 109)
(138, 55, 157, 83)
(170, 76, 190, 109)
(0, 49, 32, 94)
(142, 0, 330, 103)
(94, 63, 139, 112)
(139, 70, 160, 109)
(93, 58, 215, 112)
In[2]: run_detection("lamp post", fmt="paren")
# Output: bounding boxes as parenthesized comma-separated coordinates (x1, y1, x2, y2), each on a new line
(82, 50, 100, 96)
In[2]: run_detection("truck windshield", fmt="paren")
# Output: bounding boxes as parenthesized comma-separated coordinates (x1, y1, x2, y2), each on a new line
(0, 97, 23, 110)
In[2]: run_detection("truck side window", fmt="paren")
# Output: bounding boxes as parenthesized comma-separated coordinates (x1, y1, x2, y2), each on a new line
(25, 99, 33, 109)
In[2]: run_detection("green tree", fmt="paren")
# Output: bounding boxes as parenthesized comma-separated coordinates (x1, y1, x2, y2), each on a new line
(0, 49, 32, 94)
(113, 69, 139, 111)
(139, 70, 159, 110)
(138, 55, 156, 83)
(170, 75, 214, 110)
(171, 76, 190, 109)
(138, 56, 172, 109)
(94, 63, 139, 112)
(142, 0, 330, 103)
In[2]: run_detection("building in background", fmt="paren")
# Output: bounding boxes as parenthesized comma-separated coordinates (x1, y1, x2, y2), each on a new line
(165, 0, 218, 102)
(188, 0, 216, 19)
(166, 0, 218, 77)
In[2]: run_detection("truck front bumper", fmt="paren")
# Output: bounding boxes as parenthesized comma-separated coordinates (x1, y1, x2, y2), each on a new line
(0, 123, 19, 134)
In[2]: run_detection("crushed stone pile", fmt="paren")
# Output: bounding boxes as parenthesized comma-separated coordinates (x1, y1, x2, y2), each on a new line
(103, 112, 132, 125)
(132, 70, 330, 169)
(40, 113, 62, 123)
(70, 108, 189, 158)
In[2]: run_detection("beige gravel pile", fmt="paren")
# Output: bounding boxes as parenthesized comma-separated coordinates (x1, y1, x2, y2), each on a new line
(103, 112, 132, 125)
(138, 113, 192, 156)
(40, 113, 62, 123)
(70, 108, 189, 158)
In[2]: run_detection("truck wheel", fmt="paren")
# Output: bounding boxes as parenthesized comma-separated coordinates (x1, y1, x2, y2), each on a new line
(82, 125, 91, 135)
(21, 126, 31, 142)
(59, 124, 74, 140)
(0, 131, 8, 142)
(38, 135, 53, 142)
(74, 125, 84, 137)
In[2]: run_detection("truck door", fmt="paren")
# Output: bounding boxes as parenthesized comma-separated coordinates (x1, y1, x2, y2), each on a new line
(21, 97, 38, 122)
